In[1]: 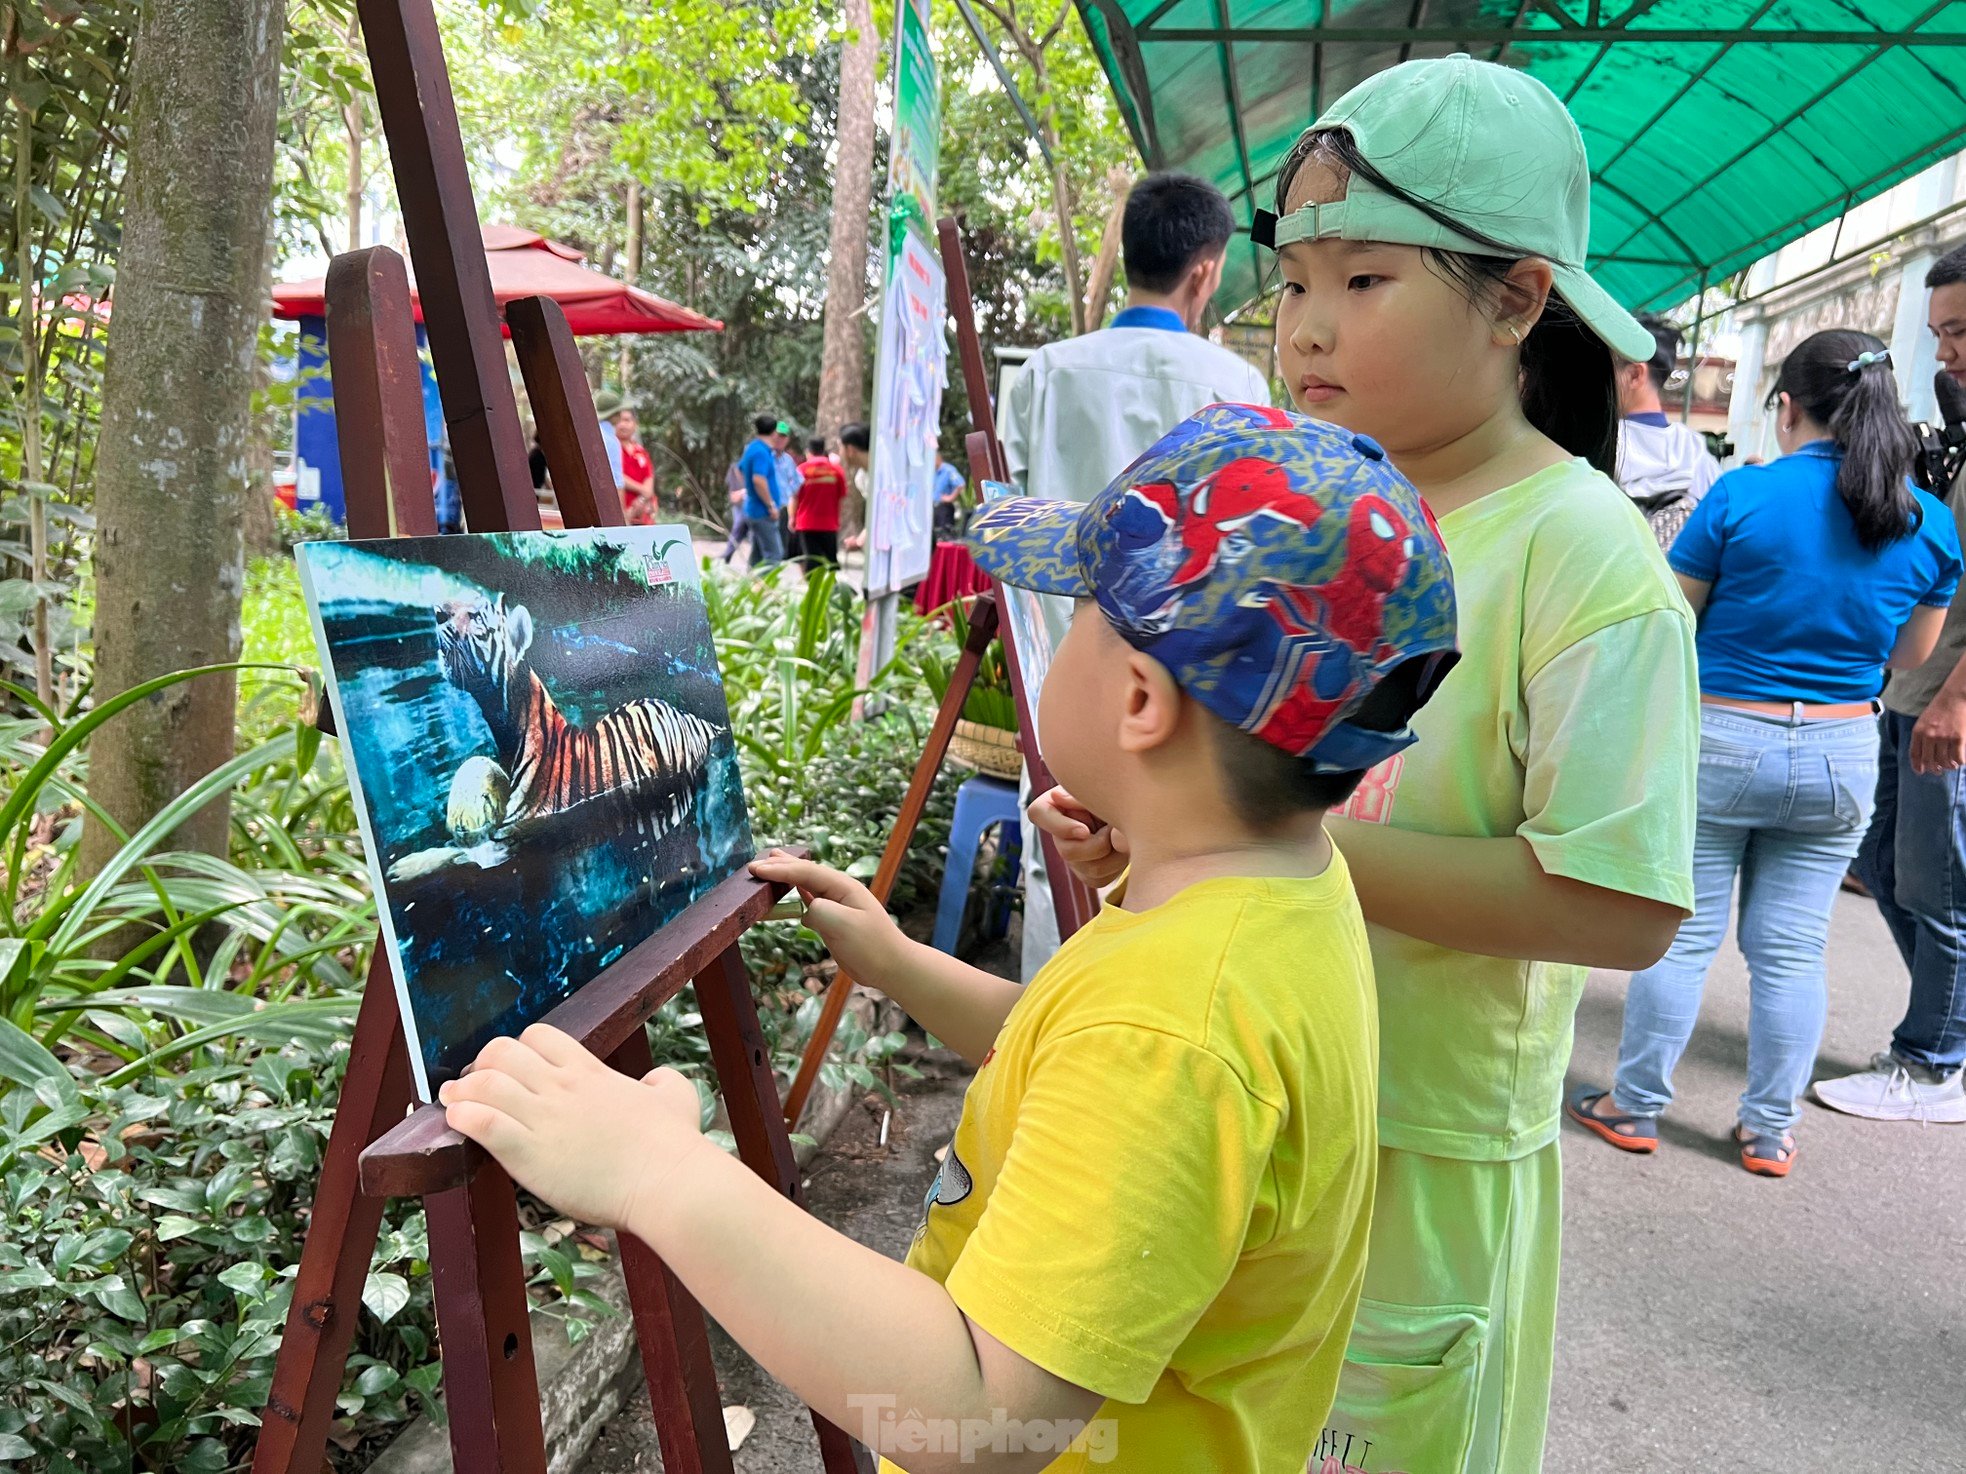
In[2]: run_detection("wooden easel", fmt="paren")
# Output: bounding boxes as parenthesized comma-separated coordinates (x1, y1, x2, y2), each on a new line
(249, 0, 871, 1470)
(781, 219, 1098, 1129)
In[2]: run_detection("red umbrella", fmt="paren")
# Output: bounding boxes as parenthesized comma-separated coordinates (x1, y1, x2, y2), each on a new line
(271, 224, 721, 336)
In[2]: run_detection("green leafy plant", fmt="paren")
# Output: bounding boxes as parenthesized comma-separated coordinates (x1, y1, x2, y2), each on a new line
(1, 665, 370, 1075)
(921, 597, 1020, 733)
(0, 662, 614, 1469)
(273, 502, 342, 554)
(0, 1025, 618, 1471)
(698, 560, 960, 1081)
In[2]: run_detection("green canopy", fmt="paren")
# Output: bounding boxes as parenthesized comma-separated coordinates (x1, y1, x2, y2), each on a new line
(1073, 0, 1966, 317)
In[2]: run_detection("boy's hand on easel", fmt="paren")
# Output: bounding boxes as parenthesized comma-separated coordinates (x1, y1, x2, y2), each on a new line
(1027, 786, 1129, 889)
(749, 850, 905, 984)
(440, 1024, 708, 1232)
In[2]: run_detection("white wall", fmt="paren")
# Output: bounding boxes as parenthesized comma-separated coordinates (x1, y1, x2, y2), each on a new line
(1724, 152, 1965, 464)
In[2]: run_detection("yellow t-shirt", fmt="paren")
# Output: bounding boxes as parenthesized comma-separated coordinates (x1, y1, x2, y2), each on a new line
(1333, 459, 1699, 1160)
(881, 858, 1379, 1474)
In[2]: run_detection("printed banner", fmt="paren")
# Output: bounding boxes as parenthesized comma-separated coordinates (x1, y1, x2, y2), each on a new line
(867, 0, 946, 595)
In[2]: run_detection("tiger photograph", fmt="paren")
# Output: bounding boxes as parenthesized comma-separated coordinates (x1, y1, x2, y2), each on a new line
(296, 526, 753, 1100)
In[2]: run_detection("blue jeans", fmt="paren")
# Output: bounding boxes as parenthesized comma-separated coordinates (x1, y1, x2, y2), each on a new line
(747, 514, 785, 567)
(1853, 709, 1966, 1073)
(1614, 706, 1879, 1135)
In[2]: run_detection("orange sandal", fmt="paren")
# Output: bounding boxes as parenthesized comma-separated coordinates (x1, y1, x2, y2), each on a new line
(1734, 1124, 1795, 1178)
(1566, 1086, 1658, 1153)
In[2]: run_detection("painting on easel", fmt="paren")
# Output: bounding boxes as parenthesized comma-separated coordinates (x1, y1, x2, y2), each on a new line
(296, 527, 753, 1099)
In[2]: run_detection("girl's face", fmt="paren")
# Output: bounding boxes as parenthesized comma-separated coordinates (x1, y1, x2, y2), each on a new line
(1273, 156, 1532, 459)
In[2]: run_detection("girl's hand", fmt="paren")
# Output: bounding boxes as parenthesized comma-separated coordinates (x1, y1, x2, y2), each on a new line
(1027, 786, 1128, 889)
(749, 850, 907, 983)
(440, 1025, 708, 1232)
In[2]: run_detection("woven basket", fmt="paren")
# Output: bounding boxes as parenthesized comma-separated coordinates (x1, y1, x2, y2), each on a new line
(949, 719, 1023, 781)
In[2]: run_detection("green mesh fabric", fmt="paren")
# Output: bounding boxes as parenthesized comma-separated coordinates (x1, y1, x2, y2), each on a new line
(1073, 0, 1966, 315)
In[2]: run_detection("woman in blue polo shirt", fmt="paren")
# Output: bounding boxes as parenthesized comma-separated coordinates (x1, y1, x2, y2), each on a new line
(1571, 329, 1962, 1177)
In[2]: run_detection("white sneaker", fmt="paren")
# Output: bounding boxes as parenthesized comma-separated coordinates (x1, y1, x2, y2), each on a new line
(1812, 1052, 1966, 1123)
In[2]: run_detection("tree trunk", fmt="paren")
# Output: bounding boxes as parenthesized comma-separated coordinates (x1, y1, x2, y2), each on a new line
(1082, 168, 1130, 328)
(1045, 149, 1084, 336)
(814, 0, 878, 440)
(1029, 55, 1084, 336)
(243, 250, 280, 559)
(10, 91, 54, 732)
(618, 177, 641, 390)
(80, 0, 284, 879)
(344, 98, 363, 251)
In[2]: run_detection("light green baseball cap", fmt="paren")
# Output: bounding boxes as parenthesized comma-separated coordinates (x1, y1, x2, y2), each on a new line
(1253, 54, 1653, 364)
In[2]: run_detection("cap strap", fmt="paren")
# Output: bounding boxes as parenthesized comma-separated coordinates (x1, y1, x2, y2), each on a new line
(1255, 181, 1580, 270)
(1304, 716, 1420, 775)
(1266, 200, 1354, 251)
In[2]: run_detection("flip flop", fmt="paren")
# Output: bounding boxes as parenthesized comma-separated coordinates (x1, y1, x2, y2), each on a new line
(1565, 1085, 1658, 1153)
(1733, 1124, 1795, 1178)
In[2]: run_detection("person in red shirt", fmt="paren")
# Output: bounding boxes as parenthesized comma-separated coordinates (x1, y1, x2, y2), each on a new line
(612, 406, 656, 524)
(792, 435, 848, 570)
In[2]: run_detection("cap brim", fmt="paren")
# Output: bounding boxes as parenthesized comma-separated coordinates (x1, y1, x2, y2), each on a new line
(1550, 263, 1656, 364)
(966, 498, 1091, 597)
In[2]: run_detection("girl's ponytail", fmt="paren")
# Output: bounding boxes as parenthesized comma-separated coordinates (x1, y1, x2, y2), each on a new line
(1774, 330, 1918, 552)
(1273, 130, 1619, 476)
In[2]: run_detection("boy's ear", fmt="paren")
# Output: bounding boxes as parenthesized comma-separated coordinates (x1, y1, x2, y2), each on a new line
(1190, 249, 1225, 302)
(1115, 650, 1184, 755)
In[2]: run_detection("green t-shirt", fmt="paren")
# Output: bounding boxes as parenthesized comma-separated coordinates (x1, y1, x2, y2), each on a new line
(1332, 460, 1698, 1160)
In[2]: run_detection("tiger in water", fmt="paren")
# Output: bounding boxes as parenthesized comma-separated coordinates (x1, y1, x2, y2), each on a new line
(436, 591, 721, 832)
(388, 593, 721, 884)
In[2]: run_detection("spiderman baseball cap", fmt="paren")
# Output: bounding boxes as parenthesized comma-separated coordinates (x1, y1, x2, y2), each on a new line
(967, 402, 1459, 772)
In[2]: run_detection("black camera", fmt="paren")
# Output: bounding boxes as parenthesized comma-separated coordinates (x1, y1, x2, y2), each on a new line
(1915, 370, 1966, 495)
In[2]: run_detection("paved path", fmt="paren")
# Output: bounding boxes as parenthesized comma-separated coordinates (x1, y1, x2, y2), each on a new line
(1553, 890, 1965, 1474)
(582, 894, 1965, 1473)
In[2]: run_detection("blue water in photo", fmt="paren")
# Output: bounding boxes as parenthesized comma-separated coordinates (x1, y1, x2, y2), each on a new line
(297, 529, 753, 1096)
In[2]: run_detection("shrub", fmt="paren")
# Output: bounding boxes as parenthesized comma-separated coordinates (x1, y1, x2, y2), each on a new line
(0, 1027, 612, 1471)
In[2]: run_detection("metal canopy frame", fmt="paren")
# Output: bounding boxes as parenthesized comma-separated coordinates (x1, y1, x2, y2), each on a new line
(1074, 0, 1966, 315)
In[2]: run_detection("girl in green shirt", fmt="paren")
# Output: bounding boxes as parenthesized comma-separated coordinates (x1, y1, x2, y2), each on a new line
(1034, 55, 1698, 1471)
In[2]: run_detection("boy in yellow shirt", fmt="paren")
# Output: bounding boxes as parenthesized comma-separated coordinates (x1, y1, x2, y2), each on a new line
(439, 403, 1459, 1471)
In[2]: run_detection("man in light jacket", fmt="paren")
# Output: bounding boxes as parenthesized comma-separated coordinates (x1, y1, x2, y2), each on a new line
(999, 172, 1272, 982)
(1615, 314, 1721, 549)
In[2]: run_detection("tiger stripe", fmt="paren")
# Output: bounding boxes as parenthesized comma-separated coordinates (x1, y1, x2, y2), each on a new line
(436, 596, 722, 837)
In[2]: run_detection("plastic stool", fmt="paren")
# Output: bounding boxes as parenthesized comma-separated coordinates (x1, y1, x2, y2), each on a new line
(931, 775, 1025, 955)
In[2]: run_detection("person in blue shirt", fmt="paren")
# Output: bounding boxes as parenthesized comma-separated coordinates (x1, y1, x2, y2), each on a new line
(771, 420, 804, 546)
(735, 415, 787, 567)
(1572, 329, 1963, 1177)
(592, 389, 629, 498)
(932, 450, 965, 539)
